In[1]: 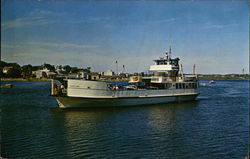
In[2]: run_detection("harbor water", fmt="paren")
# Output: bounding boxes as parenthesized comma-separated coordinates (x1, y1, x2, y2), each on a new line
(1, 80, 249, 159)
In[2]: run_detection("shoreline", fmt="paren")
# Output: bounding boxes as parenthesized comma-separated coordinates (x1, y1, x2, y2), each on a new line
(1, 77, 249, 82)
(198, 76, 249, 80)
(1, 78, 52, 82)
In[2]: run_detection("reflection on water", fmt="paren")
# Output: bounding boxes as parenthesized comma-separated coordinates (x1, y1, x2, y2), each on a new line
(1, 80, 249, 159)
(56, 101, 199, 158)
(147, 101, 198, 133)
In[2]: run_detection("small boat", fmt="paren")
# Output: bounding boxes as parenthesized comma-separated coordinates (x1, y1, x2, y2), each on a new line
(199, 83, 207, 86)
(209, 80, 216, 84)
(0, 84, 13, 88)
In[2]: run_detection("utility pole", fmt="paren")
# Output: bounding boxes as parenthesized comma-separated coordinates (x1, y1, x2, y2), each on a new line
(122, 65, 125, 74)
(193, 64, 196, 75)
(116, 60, 118, 75)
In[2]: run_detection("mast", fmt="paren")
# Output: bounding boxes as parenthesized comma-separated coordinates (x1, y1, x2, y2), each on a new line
(165, 46, 172, 64)
(180, 64, 184, 79)
(193, 64, 196, 75)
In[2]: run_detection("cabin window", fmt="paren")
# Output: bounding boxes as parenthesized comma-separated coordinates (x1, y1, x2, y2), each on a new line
(151, 78, 158, 82)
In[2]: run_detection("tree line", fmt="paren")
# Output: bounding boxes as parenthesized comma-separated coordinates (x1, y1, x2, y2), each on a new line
(0, 61, 91, 78)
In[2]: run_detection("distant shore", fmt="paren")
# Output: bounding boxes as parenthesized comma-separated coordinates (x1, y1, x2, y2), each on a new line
(198, 74, 249, 80)
(1, 78, 51, 82)
(1, 75, 249, 82)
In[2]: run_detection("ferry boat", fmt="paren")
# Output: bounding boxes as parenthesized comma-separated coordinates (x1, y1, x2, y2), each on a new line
(51, 48, 199, 108)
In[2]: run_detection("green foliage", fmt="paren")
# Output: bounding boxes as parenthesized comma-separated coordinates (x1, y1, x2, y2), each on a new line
(0, 61, 7, 77)
(42, 72, 47, 78)
(43, 63, 55, 71)
(1, 61, 7, 67)
(71, 67, 79, 73)
(6, 64, 21, 78)
(32, 65, 42, 71)
(1, 61, 94, 79)
(21, 64, 33, 78)
(63, 65, 71, 73)
(81, 68, 91, 73)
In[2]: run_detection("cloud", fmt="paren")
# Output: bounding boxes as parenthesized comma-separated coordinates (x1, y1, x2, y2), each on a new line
(203, 23, 238, 29)
(65, 16, 111, 25)
(2, 42, 98, 49)
(1, 42, 153, 72)
(2, 16, 52, 30)
(25, 42, 99, 49)
(1, 9, 58, 30)
(2, 42, 248, 74)
(30, 9, 57, 16)
(153, 18, 176, 24)
(2, 5, 112, 30)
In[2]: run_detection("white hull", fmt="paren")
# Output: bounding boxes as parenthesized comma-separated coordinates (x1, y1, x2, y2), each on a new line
(51, 48, 200, 109)
(52, 79, 199, 108)
(55, 93, 198, 108)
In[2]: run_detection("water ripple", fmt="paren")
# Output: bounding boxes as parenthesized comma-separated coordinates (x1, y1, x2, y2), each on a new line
(1, 80, 249, 159)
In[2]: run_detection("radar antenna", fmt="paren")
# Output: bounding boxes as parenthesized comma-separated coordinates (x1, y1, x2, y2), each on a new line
(165, 46, 172, 64)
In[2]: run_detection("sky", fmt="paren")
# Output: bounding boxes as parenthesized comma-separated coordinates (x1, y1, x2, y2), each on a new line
(1, 0, 249, 74)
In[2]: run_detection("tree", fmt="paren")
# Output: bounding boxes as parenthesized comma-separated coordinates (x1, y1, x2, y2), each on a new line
(43, 63, 55, 71)
(0, 61, 7, 68)
(42, 72, 47, 78)
(71, 67, 79, 73)
(32, 65, 42, 71)
(63, 65, 71, 73)
(58, 65, 62, 70)
(81, 67, 91, 73)
(0, 61, 7, 77)
(6, 63, 21, 78)
(21, 64, 33, 78)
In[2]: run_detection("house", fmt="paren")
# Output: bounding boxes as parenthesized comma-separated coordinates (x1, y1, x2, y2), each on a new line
(79, 71, 88, 79)
(67, 71, 89, 79)
(91, 72, 101, 80)
(47, 72, 57, 78)
(35, 68, 57, 78)
(2, 66, 13, 74)
(67, 73, 79, 79)
(102, 70, 115, 76)
(55, 65, 67, 75)
(32, 71, 37, 76)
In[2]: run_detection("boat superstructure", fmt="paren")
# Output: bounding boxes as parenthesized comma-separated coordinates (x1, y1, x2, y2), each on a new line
(51, 48, 199, 108)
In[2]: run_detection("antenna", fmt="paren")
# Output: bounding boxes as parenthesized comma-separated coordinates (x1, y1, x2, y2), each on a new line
(169, 45, 172, 57)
